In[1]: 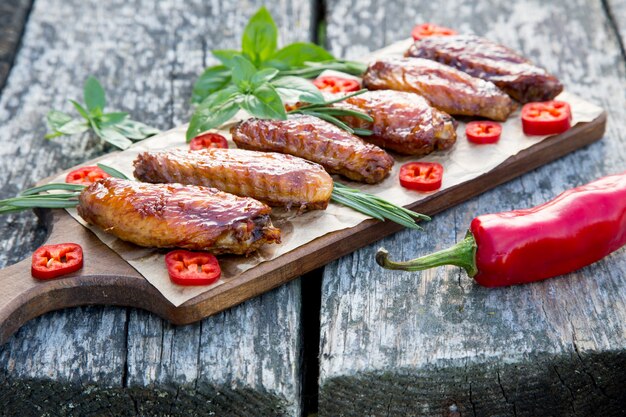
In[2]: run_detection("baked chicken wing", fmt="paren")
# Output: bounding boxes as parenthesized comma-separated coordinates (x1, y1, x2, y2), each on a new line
(133, 148, 333, 211)
(406, 35, 563, 103)
(331, 90, 457, 156)
(363, 57, 516, 121)
(231, 115, 394, 184)
(77, 178, 280, 255)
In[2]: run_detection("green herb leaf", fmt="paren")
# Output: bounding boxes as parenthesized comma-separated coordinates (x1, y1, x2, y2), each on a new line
(96, 126, 134, 149)
(271, 76, 325, 104)
(241, 6, 278, 66)
(241, 84, 286, 120)
(45, 111, 90, 138)
(251, 68, 279, 88)
(84, 76, 106, 113)
(70, 99, 92, 121)
(231, 55, 258, 90)
(113, 119, 160, 140)
(97, 163, 130, 180)
(187, 86, 242, 141)
(212, 49, 242, 68)
(192, 65, 233, 104)
(99, 112, 128, 126)
(20, 183, 86, 196)
(267, 42, 334, 69)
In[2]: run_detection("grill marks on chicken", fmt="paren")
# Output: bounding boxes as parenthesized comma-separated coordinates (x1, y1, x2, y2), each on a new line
(231, 114, 394, 184)
(363, 57, 516, 121)
(133, 148, 333, 211)
(407, 35, 563, 103)
(77, 178, 280, 255)
(331, 90, 458, 156)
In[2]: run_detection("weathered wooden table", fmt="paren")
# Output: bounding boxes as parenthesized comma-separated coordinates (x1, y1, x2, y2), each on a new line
(0, 0, 625, 415)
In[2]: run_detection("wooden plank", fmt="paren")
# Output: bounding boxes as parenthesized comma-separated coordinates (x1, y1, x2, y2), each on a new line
(319, 0, 626, 416)
(0, 0, 313, 414)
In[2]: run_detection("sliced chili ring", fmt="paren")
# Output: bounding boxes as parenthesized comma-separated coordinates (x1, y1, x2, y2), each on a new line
(466, 121, 502, 144)
(399, 162, 444, 192)
(165, 250, 221, 286)
(65, 166, 110, 185)
(31, 243, 83, 280)
(521, 101, 571, 136)
(189, 132, 229, 150)
(312, 76, 360, 93)
(411, 23, 457, 41)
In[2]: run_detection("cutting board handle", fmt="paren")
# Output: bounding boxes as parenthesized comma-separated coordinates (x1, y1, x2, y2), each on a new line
(0, 210, 171, 345)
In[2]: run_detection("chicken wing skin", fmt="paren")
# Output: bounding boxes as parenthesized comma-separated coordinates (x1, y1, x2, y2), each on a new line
(133, 148, 333, 211)
(231, 114, 394, 184)
(406, 35, 563, 103)
(77, 178, 280, 255)
(331, 90, 458, 156)
(362, 57, 516, 121)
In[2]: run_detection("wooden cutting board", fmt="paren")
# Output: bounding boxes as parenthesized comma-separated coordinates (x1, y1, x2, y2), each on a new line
(0, 112, 606, 345)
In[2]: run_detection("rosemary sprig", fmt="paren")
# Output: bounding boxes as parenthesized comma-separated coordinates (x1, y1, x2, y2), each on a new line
(0, 164, 127, 214)
(331, 182, 430, 230)
(288, 89, 373, 135)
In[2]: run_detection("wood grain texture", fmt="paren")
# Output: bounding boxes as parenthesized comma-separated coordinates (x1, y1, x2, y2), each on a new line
(0, 0, 32, 93)
(319, 0, 626, 416)
(0, 0, 314, 414)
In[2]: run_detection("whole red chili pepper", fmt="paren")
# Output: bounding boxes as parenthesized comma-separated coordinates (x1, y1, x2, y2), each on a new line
(376, 172, 626, 286)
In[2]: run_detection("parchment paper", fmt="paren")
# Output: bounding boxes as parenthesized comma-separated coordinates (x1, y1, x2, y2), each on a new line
(56, 39, 604, 307)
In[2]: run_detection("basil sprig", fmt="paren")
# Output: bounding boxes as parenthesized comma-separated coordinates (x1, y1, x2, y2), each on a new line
(186, 56, 328, 141)
(191, 7, 365, 104)
(46, 77, 160, 150)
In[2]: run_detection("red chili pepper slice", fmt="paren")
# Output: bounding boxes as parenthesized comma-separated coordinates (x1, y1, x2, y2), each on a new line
(411, 23, 457, 41)
(466, 121, 502, 144)
(521, 101, 571, 136)
(189, 132, 229, 150)
(65, 166, 110, 185)
(165, 250, 221, 286)
(313, 76, 360, 93)
(399, 162, 444, 192)
(31, 243, 83, 280)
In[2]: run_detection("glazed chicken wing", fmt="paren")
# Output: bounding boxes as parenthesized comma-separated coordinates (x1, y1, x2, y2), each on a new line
(363, 57, 516, 121)
(77, 178, 280, 255)
(231, 115, 394, 184)
(331, 90, 458, 156)
(134, 148, 333, 211)
(406, 35, 563, 103)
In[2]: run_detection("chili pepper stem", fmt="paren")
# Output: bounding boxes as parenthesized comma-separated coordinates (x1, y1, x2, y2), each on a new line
(375, 231, 479, 277)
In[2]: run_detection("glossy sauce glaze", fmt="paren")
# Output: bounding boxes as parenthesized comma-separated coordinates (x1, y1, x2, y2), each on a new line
(134, 148, 334, 211)
(407, 35, 563, 103)
(331, 90, 458, 155)
(77, 178, 280, 255)
(363, 57, 516, 121)
(231, 114, 394, 184)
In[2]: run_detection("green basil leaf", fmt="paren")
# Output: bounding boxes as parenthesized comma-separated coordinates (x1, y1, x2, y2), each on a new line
(186, 86, 242, 141)
(241, 84, 286, 120)
(241, 6, 278, 66)
(57, 119, 90, 135)
(96, 126, 134, 149)
(271, 76, 325, 104)
(231, 55, 258, 90)
(267, 42, 334, 69)
(113, 119, 160, 140)
(97, 163, 130, 180)
(47, 110, 73, 129)
(70, 100, 92, 121)
(191, 65, 232, 104)
(84, 76, 106, 113)
(212, 49, 242, 68)
(250, 68, 279, 88)
(100, 112, 128, 126)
